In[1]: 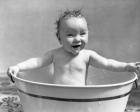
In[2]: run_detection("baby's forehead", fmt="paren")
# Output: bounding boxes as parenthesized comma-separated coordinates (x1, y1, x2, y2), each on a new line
(61, 16, 87, 23)
(60, 17, 88, 30)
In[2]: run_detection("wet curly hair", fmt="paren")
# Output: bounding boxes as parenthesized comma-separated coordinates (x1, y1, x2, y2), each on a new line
(55, 9, 85, 42)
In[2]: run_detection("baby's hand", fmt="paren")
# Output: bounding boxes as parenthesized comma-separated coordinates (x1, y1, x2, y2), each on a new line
(126, 62, 140, 75)
(7, 66, 20, 82)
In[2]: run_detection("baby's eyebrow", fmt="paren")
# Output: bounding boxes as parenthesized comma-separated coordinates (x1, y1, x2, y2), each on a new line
(80, 29, 88, 32)
(65, 30, 76, 33)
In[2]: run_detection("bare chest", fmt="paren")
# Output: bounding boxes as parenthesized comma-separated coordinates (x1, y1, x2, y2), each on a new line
(53, 53, 89, 73)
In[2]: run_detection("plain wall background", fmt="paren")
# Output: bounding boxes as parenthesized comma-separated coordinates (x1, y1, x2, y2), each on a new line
(0, 0, 140, 81)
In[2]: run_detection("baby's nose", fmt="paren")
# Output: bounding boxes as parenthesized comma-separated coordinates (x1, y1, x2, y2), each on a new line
(74, 35, 81, 42)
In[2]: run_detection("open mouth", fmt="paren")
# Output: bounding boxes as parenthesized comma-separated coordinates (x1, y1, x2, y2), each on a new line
(72, 45, 81, 49)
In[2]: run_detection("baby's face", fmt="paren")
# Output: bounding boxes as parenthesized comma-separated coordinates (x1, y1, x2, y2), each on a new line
(59, 17, 88, 55)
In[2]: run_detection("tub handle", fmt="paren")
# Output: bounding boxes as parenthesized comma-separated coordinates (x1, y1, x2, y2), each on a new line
(7, 71, 15, 83)
(133, 72, 139, 89)
(10, 75, 15, 83)
(134, 78, 138, 89)
(8, 72, 24, 83)
(132, 72, 139, 89)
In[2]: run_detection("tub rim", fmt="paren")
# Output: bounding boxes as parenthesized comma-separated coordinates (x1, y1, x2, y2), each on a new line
(12, 72, 138, 88)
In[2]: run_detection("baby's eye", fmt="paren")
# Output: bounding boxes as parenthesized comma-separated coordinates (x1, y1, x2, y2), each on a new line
(67, 34, 74, 37)
(80, 32, 86, 36)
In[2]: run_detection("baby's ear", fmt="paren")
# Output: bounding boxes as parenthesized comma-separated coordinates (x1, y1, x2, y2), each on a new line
(58, 38, 62, 45)
(56, 32, 62, 44)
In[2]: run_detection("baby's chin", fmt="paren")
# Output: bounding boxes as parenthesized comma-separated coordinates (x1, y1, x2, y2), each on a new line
(71, 47, 83, 55)
(64, 48, 80, 56)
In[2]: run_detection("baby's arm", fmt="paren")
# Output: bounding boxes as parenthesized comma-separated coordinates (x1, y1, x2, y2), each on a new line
(7, 50, 53, 76)
(88, 50, 140, 73)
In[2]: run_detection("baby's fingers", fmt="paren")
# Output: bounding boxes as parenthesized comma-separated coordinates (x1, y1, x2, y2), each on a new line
(134, 69, 139, 75)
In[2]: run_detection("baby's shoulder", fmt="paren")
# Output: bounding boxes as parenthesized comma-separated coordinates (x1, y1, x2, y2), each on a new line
(80, 49, 99, 63)
(44, 48, 60, 57)
(81, 49, 101, 60)
(46, 47, 64, 56)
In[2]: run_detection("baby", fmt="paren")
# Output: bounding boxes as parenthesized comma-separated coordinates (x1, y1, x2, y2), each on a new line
(7, 9, 140, 85)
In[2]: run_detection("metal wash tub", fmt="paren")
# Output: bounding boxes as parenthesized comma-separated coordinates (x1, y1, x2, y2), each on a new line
(11, 72, 137, 112)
